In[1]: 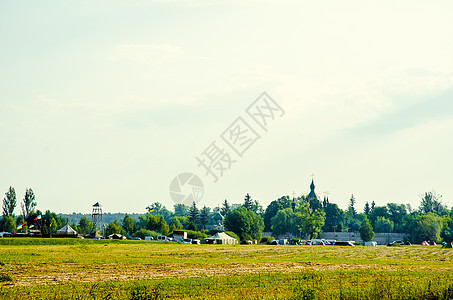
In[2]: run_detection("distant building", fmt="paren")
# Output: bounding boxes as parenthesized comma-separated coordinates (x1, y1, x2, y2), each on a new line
(205, 212, 224, 231)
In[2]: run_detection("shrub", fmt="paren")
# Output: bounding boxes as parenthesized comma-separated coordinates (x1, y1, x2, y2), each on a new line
(0, 273, 13, 282)
(185, 230, 209, 240)
(260, 236, 274, 244)
(133, 229, 158, 240)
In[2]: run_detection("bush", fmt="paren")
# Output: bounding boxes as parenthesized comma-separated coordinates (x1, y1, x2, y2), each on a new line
(0, 273, 13, 282)
(185, 230, 209, 240)
(133, 229, 159, 240)
(260, 236, 274, 244)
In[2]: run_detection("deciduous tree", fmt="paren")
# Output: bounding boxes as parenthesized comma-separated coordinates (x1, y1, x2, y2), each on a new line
(2, 186, 16, 216)
(21, 188, 36, 219)
(224, 206, 264, 241)
(359, 217, 374, 242)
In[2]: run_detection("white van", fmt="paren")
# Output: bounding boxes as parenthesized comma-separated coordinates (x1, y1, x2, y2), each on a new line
(364, 241, 377, 247)
(157, 236, 167, 241)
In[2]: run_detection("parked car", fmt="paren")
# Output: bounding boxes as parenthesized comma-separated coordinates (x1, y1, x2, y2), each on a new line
(157, 236, 168, 241)
(191, 239, 201, 244)
(333, 241, 354, 246)
(182, 238, 192, 244)
(133, 237, 142, 240)
(387, 240, 405, 246)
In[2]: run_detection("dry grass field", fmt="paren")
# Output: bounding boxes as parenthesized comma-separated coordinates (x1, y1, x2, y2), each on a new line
(1, 239, 453, 299)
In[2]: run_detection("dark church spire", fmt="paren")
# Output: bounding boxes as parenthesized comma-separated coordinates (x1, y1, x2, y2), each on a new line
(306, 179, 318, 200)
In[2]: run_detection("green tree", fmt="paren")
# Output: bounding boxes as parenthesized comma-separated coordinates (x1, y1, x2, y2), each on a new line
(174, 204, 189, 217)
(386, 203, 407, 232)
(49, 217, 58, 233)
(187, 221, 198, 231)
(21, 188, 36, 219)
(77, 216, 93, 235)
(220, 199, 231, 216)
(364, 202, 371, 215)
(147, 202, 172, 221)
(294, 203, 325, 239)
(200, 206, 210, 229)
(147, 214, 169, 236)
(224, 206, 264, 241)
(369, 206, 389, 228)
(359, 217, 375, 242)
(188, 202, 199, 225)
(243, 193, 253, 211)
(415, 213, 443, 243)
(323, 203, 344, 232)
(169, 216, 183, 231)
(347, 194, 357, 217)
(374, 216, 394, 233)
(243, 193, 262, 214)
(133, 228, 158, 240)
(419, 191, 447, 215)
(121, 214, 135, 235)
(106, 220, 123, 236)
(2, 186, 16, 216)
(0, 215, 16, 232)
(263, 196, 292, 231)
(270, 208, 294, 237)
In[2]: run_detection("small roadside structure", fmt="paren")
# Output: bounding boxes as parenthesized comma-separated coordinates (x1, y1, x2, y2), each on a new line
(173, 230, 187, 242)
(202, 232, 238, 245)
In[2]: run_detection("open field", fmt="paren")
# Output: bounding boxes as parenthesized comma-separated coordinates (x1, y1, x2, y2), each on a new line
(1, 239, 453, 299)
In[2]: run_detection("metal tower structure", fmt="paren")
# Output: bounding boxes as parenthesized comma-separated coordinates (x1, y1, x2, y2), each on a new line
(91, 202, 103, 234)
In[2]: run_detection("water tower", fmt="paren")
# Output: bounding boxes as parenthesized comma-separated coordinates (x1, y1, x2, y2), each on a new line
(91, 202, 102, 234)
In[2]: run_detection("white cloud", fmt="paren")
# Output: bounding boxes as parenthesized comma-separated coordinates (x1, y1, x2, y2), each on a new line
(108, 44, 184, 63)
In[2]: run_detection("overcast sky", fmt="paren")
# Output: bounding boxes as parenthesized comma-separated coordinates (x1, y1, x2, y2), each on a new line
(1, 0, 452, 214)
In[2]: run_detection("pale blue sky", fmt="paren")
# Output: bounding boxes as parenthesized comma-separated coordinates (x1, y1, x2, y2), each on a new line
(1, 0, 452, 214)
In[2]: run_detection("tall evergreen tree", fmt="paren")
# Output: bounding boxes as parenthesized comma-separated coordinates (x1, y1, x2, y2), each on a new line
(188, 201, 199, 225)
(371, 201, 376, 212)
(348, 194, 357, 216)
(200, 206, 210, 229)
(221, 199, 231, 216)
(2, 186, 16, 216)
(243, 193, 253, 211)
(364, 202, 371, 215)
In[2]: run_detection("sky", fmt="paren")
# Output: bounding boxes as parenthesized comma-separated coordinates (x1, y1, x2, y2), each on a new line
(1, 0, 453, 214)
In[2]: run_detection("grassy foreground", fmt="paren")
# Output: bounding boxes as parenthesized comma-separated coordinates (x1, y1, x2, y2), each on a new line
(1, 239, 453, 299)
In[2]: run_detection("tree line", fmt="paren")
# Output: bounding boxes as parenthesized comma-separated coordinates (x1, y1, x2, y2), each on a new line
(1, 185, 452, 244)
